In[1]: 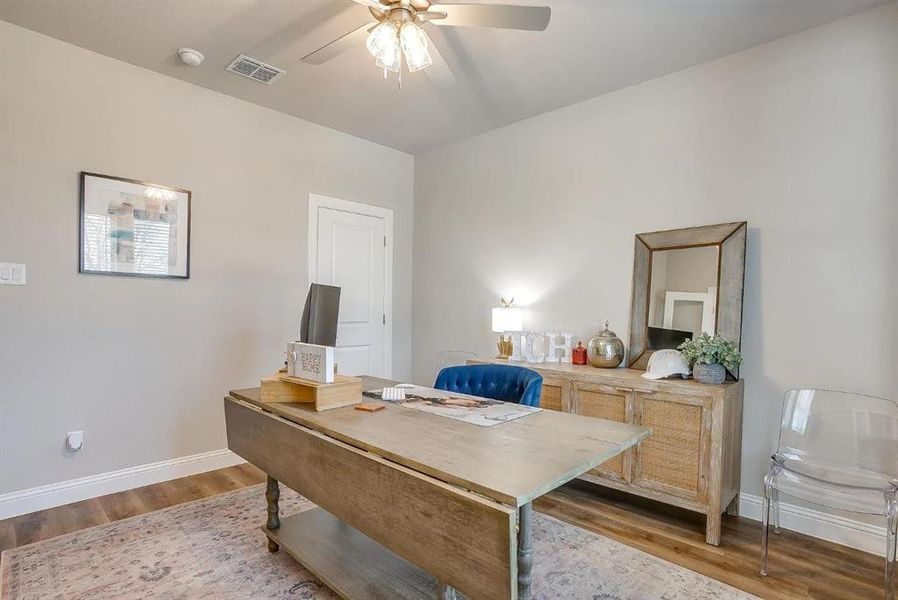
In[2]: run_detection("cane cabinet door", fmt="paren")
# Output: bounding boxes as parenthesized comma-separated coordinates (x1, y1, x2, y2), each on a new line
(633, 390, 711, 502)
(572, 383, 633, 482)
(538, 376, 570, 412)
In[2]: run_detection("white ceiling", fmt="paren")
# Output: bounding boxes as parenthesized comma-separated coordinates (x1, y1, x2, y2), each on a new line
(1, 0, 885, 154)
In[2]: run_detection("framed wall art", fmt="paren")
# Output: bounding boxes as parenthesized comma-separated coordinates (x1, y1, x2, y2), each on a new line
(79, 172, 191, 279)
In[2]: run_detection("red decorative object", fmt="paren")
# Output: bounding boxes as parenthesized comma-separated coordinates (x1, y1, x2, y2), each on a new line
(572, 341, 588, 365)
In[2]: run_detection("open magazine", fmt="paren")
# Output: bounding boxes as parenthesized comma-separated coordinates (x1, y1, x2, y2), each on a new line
(363, 385, 540, 427)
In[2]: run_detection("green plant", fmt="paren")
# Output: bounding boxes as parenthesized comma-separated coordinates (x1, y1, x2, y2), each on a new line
(677, 333, 743, 371)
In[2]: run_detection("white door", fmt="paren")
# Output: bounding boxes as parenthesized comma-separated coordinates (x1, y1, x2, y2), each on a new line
(314, 206, 386, 377)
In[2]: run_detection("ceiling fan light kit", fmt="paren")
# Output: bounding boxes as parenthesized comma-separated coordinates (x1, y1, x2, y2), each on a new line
(302, 0, 551, 88)
(366, 7, 433, 84)
(399, 21, 432, 72)
(367, 21, 401, 73)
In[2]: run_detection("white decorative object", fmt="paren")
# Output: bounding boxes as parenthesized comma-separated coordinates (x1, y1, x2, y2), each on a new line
(287, 341, 334, 383)
(512, 330, 572, 363)
(509, 331, 526, 361)
(524, 331, 548, 363)
(544, 331, 574, 363)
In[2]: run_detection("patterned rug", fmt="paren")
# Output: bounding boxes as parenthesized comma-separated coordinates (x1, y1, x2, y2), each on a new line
(1, 485, 756, 599)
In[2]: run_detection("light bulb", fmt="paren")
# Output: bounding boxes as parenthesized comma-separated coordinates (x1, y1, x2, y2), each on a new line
(376, 42, 400, 72)
(366, 21, 399, 62)
(399, 22, 432, 72)
(376, 51, 400, 73)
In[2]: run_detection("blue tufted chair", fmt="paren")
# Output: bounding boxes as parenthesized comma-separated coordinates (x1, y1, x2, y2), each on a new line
(433, 364, 543, 407)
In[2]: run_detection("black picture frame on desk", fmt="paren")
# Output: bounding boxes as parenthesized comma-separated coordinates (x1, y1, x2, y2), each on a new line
(79, 172, 191, 279)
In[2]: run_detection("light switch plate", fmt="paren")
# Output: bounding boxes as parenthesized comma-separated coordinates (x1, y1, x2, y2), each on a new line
(0, 263, 26, 285)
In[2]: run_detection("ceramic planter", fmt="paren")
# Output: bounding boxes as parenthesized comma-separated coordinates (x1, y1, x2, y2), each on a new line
(693, 362, 726, 385)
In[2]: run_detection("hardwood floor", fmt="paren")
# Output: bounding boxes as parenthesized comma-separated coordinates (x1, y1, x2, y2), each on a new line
(0, 463, 265, 552)
(0, 465, 890, 599)
(537, 480, 891, 600)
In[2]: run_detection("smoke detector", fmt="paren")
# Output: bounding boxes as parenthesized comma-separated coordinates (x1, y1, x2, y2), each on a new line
(178, 48, 205, 66)
(226, 55, 285, 85)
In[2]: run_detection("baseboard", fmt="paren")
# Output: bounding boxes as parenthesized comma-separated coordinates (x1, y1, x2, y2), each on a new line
(0, 449, 245, 519)
(739, 493, 887, 557)
(1, 455, 888, 558)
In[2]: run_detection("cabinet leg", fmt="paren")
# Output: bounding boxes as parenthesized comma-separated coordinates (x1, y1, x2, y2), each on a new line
(518, 502, 534, 600)
(706, 511, 721, 546)
(725, 496, 740, 517)
(266, 475, 281, 553)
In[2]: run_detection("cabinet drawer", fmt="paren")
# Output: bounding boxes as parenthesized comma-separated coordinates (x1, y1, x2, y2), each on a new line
(539, 383, 564, 411)
(572, 383, 633, 482)
(633, 391, 711, 502)
(538, 376, 570, 412)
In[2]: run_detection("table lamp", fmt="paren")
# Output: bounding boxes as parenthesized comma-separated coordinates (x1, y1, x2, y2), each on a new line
(491, 298, 523, 359)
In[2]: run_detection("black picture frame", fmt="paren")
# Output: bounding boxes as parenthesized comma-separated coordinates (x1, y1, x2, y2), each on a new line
(79, 171, 191, 280)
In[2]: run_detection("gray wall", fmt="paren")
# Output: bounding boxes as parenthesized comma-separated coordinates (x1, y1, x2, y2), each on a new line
(0, 22, 414, 493)
(413, 2, 898, 503)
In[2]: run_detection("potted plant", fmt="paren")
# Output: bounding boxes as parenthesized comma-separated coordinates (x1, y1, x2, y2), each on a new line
(677, 333, 742, 384)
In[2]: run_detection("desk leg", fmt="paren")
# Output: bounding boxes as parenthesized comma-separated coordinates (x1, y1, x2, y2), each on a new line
(438, 582, 457, 599)
(266, 475, 281, 553)
(517, 502, 533, 600)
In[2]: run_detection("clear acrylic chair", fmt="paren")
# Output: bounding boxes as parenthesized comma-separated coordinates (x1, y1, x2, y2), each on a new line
(434, 350, 478, 381)
(760, 389, 898, 599)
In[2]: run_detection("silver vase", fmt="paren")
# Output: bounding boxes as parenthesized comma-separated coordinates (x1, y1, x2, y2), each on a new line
(587, 320, 624, 368)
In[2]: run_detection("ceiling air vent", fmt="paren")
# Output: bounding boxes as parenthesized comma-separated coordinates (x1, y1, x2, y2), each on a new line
(226, 55, 285, 85)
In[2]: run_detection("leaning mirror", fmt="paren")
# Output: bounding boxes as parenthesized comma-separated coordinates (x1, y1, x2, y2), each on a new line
(628, 222, 747, 379)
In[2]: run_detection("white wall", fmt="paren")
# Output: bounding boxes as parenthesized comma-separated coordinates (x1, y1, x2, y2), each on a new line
(0, 21, 414, 494)
(413, 1, 898, 511)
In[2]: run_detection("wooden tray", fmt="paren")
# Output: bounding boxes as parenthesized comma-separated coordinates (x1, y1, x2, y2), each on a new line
(260, 373, 362, 411)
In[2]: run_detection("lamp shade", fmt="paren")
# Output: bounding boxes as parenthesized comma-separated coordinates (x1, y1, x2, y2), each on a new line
(491, 306, 523, 333)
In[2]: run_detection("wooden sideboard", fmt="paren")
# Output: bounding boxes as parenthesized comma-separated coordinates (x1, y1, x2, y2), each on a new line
(470, 358, 744, 546)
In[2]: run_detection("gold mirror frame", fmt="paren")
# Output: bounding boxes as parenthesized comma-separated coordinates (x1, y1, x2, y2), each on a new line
(627, 221, 747, 379)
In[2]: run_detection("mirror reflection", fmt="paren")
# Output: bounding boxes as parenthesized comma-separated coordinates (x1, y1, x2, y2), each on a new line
(647, 246, 718, 350)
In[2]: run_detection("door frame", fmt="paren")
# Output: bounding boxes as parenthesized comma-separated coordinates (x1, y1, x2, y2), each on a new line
(308, 193, 394, 378)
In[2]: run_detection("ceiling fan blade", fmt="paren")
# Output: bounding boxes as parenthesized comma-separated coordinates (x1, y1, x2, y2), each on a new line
(418, 11, 448, 22)
(424, 32, 456, 87)
(351, 0, 387, 11)
(428, 3, 550, 31)
(301, 22, 373, 65)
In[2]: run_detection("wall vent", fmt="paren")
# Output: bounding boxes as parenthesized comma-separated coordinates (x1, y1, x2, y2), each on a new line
(226, 55, 285, 85)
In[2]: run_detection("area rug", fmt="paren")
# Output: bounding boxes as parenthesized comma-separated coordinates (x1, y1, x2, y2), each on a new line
(1, 485, 756, 599)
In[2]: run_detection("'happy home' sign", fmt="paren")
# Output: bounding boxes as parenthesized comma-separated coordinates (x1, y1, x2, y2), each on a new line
(287, 342, 335, 383)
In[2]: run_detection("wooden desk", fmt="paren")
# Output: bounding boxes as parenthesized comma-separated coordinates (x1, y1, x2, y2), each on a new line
(225, 378, 650, 600)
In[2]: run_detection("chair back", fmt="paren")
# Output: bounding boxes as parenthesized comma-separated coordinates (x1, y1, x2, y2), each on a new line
(434, 364, 543, 407)
(775, 389, 898, 486)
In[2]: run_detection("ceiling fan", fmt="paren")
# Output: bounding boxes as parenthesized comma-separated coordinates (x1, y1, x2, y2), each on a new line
(301, 0, 551, 87)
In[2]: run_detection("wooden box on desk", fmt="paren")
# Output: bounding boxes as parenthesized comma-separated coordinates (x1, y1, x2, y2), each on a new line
(260, 373, 362, 411)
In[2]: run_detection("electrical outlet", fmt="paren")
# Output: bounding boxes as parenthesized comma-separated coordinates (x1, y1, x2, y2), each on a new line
(0, 263, 26, 285)
(66, 431, 84, 452)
